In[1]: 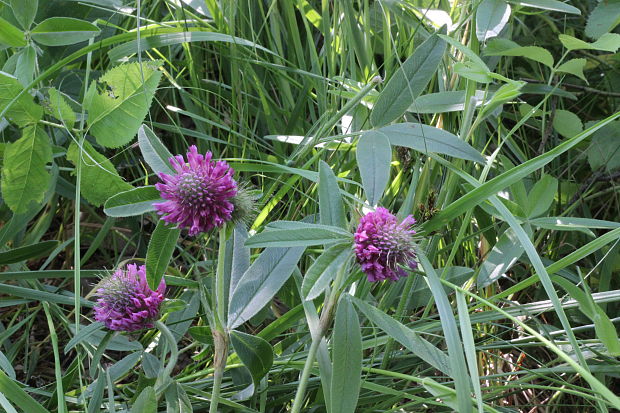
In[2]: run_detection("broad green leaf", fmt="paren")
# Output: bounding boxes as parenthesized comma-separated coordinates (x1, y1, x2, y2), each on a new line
(15, 45, 35, 87)
(408, 90, 487, 114)
(526, 174, 557, 218)
(476, 0, 511, 42)
(228, 246, 305, 329)
(1, 125, 52, 213)
(373, 123, 485, 163)
(66, 141, 133, 206)
(371, 32, 446, 126)
(477, 228, 523, 288)
(104, 186, 161, 217)
(357, 130, 392, 206)
(0, 240, 59, 265)
(585, 0, 620, 40)
(10, 0, 37, 30)
(351, 296, 452, 375)
(586, 120, 620, 172)
(131, 386, 156, 413)
(559, 33, 620, 52)
(0, 17, 26, 47)
(302, 242, 351, 300)
(45, 88, 76, 126)
(508, 0, 580, 14)
(330, 295, 362, 413)
(0, 370, 49, 413)
(0, 72, 43, 126)
(593, 308, 620, 356)
(86, 62, 162, 148)
(230, 330, 274, 385)
(453, 61, 493, 83)
(31, 17, 100, 46)
(552, 110, 583, 139)
(555, 59, 587, 81)
(318, 160, 346, 228)
(138, 124, 174, 175)
(485, 42, 554, 67)
(188, 326, 213, 345)
(146, 220, 180, 290)
(245, 222, 351, 248)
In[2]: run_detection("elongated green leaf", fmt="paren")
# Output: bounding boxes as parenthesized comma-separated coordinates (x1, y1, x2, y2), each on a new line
(230, 330, 274, 385)
(423, 112, 620, 234)
(0, 240, 59, 265)
(228, 246, 305, 329)
(131, 386, 156, 413)
(485, 43, 554, 67)
(476, 0, 511, 41)
(10, 0, 37, 30)
(559, 33, 620, 52)
(64, 322, 104, 354)
(245, 222, 351, 248)
(0, 283, 93, 307)
(508, 0, 580, 14)
(529, 217, 620, 232)
(330, 295, 362, 413)
(302, 242, 351, 300)
(357, 130, 392, 206)
(1, 125, 52, 214)
(351, 296, 452, 375)
(0, 17, 26, 47)
(66, 141, 133, 206)
(319, 160, 346, 228)
(371, 32, 446, 126)
(477, 228, 523, 288)
(15, 45, 35, 87)
(0, 370, 49, 413)
(85, 62, 162, 148)
(31, 17, 100, 46)
(146, 220, 180, 290)
(138, 124, 174, 175)
(104, 186, 161, 217)
(374, 123, 485, 163)
(408, 90, 487, 114)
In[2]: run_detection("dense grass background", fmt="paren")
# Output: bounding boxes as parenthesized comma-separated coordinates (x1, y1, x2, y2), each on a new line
(0, 0, 619, 411)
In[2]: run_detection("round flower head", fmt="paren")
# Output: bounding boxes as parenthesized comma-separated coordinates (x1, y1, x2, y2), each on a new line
(154, 146, 237, 236)
(94, 264, 165, 332)
(354, 207, 417, 282)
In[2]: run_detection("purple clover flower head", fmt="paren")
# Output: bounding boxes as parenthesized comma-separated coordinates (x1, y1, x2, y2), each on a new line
(354, 207, 418, 282)
(154, 145, 237, 236)
(94, 264, 165, 332)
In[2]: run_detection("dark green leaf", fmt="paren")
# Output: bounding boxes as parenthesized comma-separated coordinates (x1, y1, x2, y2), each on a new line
(0, 370, 49, 413)
(10, 0, 37, 29)
(230, 330, 274, 385)
(188, 326, 213, 345)
(146, 220, 180, 290)
(0, 240, 59, 265)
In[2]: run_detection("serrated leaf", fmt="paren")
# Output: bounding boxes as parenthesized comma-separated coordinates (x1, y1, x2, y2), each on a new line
(330, 295, 362, 413)
(357, 131, 392, 206)
(45, 88, 76, 126)
(86, 62, 162, 148)
(66, 141, 133, 206)
(146, 220, 180, 290)
(31, 17, 100, 46)
(1, 125, 52, 213)
(104, 186, 161, 217)
(552, 109, 583, 138)
(230, 330, 274, 385)
(585, 0, 620, 40)
(371, 31, 447, 126)
(0, 72, 43, 126)
(555, 58, 587, 81)
(0, 17, 26, 47)
(559, 33, 620, 52)
(476, 0, 511, 42)
(485, 43, 554, 67)
(302, 242, 351, 300)
(138, 124, 174, 175)
(10, 0, 37, 30)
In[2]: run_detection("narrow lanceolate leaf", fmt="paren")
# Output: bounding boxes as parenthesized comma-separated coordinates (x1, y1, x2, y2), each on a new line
(351, 296, 452, 375)
(1, 125, 52, 214)
(508, 0, 580, 15)
(318, 160, 346, 228)
(371, 31, 447, 127)
(31, 17, 100, 46)
(374, 123, 485, 163)
(330, 295, 362, 413)
(66, 141, 133, 206)
(146, 220, 181, 290)
(357, 130, 392, 206)
(0, 240, 59, 265)
(230, 330, 274, 385)
(0, 72, 43, 126)
(0, 370, 49, 413)
(228, 246, 305, 329)
(85, 62, 162, 148)
(245, 222, 351, 248)
(476, 0, 511, 41)
(302, 242, 351, 300)
(103, 186, 161, 217)
(138, 124, 174, 175)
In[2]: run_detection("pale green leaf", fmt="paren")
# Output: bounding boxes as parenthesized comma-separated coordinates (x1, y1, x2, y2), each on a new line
(485, 42, 554, 67)
(45, 88, 76, 126)
(0, 72, 43, 126)
(585, 0, 620, 40)
(508, 0, 580, 14)
(357, 130, 392, 206)
(476, 0, 511, 42)
(555, 58, 587, 81)
(0, 17, 26, 47)
(559, 33, 620, 52)
(31, 17, 100, 46)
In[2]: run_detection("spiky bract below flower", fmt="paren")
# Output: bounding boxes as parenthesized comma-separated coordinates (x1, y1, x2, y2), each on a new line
(230, 182, 259, 227)
(154, 145, 237, 236)
(94, 264, 165, 331)
(354, 207, 417, 282)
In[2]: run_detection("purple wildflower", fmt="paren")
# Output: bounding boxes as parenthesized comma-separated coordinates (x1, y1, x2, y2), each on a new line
(354, 207, 417, 282)
(94, 264, 165, 332)
(154, 145, 237, 236)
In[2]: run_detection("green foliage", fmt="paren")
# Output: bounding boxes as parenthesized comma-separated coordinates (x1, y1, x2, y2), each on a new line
(0, 72, 43, 126)
(31, 17, 100, 46)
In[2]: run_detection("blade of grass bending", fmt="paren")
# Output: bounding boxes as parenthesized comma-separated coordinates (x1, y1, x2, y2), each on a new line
(456, 292, 484, 413)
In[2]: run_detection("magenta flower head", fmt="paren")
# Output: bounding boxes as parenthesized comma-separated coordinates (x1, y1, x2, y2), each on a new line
(154, 145, 237, 236)
(354, 207, 418, 282)
(94, 264, 165, 332)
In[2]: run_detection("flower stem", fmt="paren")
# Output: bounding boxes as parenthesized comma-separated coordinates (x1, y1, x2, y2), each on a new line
(156, 320, 179, 379)
(290, 335, 322, 413)
(209, 329, 228, 413)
